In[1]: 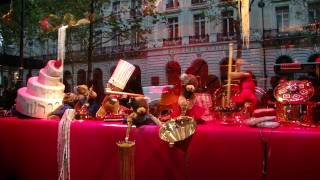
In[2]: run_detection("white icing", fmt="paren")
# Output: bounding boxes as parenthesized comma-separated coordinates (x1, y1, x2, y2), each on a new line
(16, 88, 63, 118)
(16, 60, 65, 118)
(38, 69, 61, 86)
(27, 77, 65, 99)
(45, 60, 62, 77)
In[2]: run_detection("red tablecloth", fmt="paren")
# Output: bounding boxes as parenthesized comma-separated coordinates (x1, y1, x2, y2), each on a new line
(0, 117, 320, 180)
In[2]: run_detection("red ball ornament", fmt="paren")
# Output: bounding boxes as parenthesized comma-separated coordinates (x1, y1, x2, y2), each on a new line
(54, 60, 62, 68)
(39, 17, 50, 32)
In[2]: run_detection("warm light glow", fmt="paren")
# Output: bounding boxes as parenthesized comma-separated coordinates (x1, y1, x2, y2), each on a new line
(239, 0, 250, 48)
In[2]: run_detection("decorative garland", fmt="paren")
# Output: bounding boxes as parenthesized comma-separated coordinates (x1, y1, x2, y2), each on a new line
(58, 109, 75, 180)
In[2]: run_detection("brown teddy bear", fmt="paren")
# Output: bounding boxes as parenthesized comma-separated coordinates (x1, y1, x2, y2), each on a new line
(171, 73, 205, 121)
(127, 97, 161, 126)
(73, 85, 98, 119)
(178, 73, 198, 115)
(48, 92, 77, 119)
(96, 95, 121, 119)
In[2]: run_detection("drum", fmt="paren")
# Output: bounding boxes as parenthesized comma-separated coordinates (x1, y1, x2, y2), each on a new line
(275, 102, 315, 123)
(274, 80, 315, 124)
(213, 84, 240, 108)
(213, 84, 242, 124)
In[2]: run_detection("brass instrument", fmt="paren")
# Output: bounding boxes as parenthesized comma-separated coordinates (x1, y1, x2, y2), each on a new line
(159, 116, 196, 147)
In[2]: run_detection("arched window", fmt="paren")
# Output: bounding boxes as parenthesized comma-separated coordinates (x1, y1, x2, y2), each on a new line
(77, 69, 86, 85)
(93, 68, 103, 80)
(63, 70, 72, 93)
(63, 70, 72, 80)
(308, 53, 320, 62)
(186, 58, 209, 91)
(90, 68, 105, 103)
(123, 65, 143, 94)
(275, 55, 293, 79)
(275, 55, 293, 64)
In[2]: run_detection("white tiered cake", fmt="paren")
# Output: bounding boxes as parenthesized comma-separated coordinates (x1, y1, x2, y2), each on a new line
(16, 60, 65, 118)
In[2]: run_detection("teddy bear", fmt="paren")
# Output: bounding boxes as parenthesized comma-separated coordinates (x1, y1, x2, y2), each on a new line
(73, 84, 98, 119)
(48, 92, 77, 119)
(96, 94, 122, 119)
(126, 97, 161, 126)
(171, 73, 205, 121)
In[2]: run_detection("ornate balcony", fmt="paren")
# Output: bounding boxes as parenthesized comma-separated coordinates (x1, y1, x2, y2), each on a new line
(189, 35, 209, 44)
(216, 33, 236, 42)
(263, 28, 320, 47)
(163, 37, 182, 47)
(191, 0, 207, 5)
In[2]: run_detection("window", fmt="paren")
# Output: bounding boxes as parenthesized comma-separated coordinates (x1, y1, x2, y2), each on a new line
(166, 0, 179, 9)
(168, 17, 179, 40)
(112, 28, 122, 46)
(130, 0, 141, 17)
(77, 69, 87, 85)
(131, 26, 141, 45)
(308, 3, 320, 23)
(194, 14, 206, 37)
(112, 1, 121, 19)
(94, 30, 103, 48)
(131, 0, 141, 8)
(276, 6, 289, 32)
(222, 10, 234, 37)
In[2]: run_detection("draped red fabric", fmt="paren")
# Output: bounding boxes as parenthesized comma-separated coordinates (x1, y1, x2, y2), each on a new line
(1, 117, 320, 180)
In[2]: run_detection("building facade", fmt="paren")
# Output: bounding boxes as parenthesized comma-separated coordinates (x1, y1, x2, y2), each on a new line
(2, 0, 320, 90)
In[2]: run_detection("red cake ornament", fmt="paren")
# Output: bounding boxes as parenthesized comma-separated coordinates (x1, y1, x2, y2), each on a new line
(39, 17, 50, 32)
(54, 60, 62, 68)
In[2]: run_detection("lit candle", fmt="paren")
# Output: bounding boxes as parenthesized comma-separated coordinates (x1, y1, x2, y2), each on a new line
(226, 43, 233, 106)
(57, 25, 68, 81)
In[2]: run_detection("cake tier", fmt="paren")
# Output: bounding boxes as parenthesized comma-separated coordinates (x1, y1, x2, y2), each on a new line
(38, 69, 61, 86)
(27, 77, 65, 99)
(16, 88, 63, 118)
(45, 60, 62, 77)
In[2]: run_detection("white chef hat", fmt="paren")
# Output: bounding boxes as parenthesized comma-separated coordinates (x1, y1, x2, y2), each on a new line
(108, 59, 136, 90)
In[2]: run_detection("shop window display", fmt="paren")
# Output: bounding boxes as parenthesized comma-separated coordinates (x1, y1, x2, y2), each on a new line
(1, 0, 320, 179)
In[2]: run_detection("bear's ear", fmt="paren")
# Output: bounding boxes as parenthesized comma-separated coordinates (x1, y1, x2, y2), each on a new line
(180, 73, 188, 83)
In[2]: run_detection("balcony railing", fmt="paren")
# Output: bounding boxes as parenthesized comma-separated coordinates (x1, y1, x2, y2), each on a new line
(263, 28, 320, 47)
(189, 35, 209, 44)
(95, 43, 146, 54)
(216, 33, 236, 42)
(166, 0, 179, 10)
(191, 0, 207, 5)
(163, 37, 182, 47)
(92, 42, 147, 60)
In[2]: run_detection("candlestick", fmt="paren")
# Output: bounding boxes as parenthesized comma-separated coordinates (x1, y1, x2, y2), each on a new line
(226, 43, 233, 106)
(57, 25, 68, 82)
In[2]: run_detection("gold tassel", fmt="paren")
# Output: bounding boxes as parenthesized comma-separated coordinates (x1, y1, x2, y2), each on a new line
(117, 141, 135, 180)
(117, 121, 135, 180)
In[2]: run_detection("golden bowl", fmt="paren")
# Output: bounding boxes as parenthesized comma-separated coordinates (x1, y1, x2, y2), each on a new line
(159, 116, 196, 146)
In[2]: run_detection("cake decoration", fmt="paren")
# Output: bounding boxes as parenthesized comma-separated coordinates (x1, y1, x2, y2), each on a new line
(15, 60, 65, 118)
